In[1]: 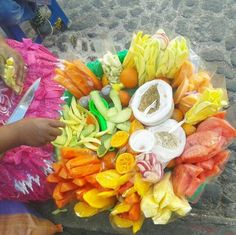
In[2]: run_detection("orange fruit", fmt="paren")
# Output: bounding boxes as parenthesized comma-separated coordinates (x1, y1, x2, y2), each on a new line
(120, 68, 138, 89)
(129, 119, 144, 134)
(119, 90, 131, 107)
(174, 77, 189, 104)
(116, 153, 135, 174)
(171, 109, 184, 122)
(182, 123, 196, 136)
(111, 131, 129, 148)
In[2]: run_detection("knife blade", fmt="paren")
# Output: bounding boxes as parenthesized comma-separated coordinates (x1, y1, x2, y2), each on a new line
(6, 78, 41, 124)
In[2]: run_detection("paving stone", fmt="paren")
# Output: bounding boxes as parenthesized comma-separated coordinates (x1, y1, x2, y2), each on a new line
(226, 79, 236, 92)
(172, 0, 181, 9)
(185, 0, 197, 7)
(209, 18, 226, 42)
(87, 32, 97, 38)
(230, 49, 236, 66)
(225, 203, 236, 217)
(226, 6, 236, 19)
(164, 11, 177, 22)
(192, 15, 215, 42)
(216, 62, 236, 79)
(224, 183, 236, 201)
(100, 9, 110, 18)
(91, 0, 104, 8)
(114, 9, 127, 19)
(114, 32, 126, 41)
(201, 49, 225, 62)
(160, 0, 171, 11)
(124, 20, 138, 32)
(130, 7, 143, 17)
(175, 19, 189, 36)
(181, 8, 195, 18)
(225, 35, 236, 50)
(194, 183, 222, 210)
(109, 22, 119, 29)
(202, 0, 223, 13)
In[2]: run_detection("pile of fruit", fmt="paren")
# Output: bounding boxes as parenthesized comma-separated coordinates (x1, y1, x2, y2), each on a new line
(47, 29, 236, 233)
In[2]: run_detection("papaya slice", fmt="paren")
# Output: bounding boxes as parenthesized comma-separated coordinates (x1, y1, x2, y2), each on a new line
(174, 77, 189, 104)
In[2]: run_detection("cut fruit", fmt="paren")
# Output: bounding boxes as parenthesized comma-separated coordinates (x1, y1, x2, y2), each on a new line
(83, 188, 116, 209)
(172, 61, 194, 88)
(174, 77, 189, 104)
(182, 123, 196, 136)
(115, 153, 135, 174)
(74, 202, 99, 217)
(171, 109, 184, 122)
(111, 131, 130, 148)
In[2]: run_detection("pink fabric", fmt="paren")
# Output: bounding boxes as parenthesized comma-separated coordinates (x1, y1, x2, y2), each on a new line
(0, 39, 64, 202)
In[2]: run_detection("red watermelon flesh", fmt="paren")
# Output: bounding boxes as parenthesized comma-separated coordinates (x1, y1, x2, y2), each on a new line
(172, 164, 192, 197)
(178, 133, 226, 164)
(184, 131, 222, 150)
(196, 158, 215, 171)
(198, 165, 221, 182)
(172, 164, 203, 197)
(185, 177, 202, 197)
(212, 150, 230, 169)
(212, 111, 226, 119)
(197, 117, 236, 142)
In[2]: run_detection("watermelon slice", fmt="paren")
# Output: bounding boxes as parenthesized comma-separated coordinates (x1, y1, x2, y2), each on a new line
(177, 131, 226, 164)
(198, 165, 221, 182)
(212, 150, 230, 169)
(197, 117, 236, 142)
(185, 178, 202, 197)
(196, 158, 215, 171)
(172, 164, 203, 197)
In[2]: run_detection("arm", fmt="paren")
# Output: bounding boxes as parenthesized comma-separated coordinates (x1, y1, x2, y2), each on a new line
(0, 123, 20, 153)
(0, 118, 65, 155)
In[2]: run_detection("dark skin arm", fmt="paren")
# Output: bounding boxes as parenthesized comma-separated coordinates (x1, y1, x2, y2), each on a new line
(0, 118, 65, 154)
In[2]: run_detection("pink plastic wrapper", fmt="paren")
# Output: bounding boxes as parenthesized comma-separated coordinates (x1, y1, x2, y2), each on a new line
(0, 39, 64, 202)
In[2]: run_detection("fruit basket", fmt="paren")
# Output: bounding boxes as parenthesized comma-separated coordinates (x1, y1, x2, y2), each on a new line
(47, 29, 236, 233)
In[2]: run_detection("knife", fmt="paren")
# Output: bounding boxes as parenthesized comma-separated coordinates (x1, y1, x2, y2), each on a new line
(6, 78, 41, 124)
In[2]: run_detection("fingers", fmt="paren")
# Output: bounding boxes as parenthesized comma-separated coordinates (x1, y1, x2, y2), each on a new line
(49, 127, 62, 137)
(48, 119, 66, 128)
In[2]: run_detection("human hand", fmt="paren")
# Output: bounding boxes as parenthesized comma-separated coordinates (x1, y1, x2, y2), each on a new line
(0, 37, 25, 93)
(15, 118, 65, 147)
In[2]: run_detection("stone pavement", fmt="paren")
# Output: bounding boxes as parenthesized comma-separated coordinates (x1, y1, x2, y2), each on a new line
(40, 0, 236, 234)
